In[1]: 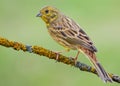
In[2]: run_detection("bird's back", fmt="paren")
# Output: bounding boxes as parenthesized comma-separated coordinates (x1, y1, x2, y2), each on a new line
(48, 14, 97, 52)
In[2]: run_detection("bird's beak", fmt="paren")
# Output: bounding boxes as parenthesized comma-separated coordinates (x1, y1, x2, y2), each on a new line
(36, 13, 42, 17)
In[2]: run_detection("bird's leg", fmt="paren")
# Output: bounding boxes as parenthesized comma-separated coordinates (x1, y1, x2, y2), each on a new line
(74, 51, 80, 64)
(54, 51, 63, 61)
(54, 48, 70, 61)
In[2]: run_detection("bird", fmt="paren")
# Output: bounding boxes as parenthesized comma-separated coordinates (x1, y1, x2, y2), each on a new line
(36, 6, 113, 83)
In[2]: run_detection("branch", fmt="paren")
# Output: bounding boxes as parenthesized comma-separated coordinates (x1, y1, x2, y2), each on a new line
(0, 36, 119, 83)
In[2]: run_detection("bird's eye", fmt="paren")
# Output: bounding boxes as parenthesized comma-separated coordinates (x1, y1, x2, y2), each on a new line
(45, 10, 49, 14)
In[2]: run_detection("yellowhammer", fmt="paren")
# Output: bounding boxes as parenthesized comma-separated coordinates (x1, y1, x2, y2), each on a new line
(36, 6, 112, 83)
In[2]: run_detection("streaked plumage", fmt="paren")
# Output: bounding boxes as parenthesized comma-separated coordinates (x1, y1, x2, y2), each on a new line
(36, 6, 113, 83)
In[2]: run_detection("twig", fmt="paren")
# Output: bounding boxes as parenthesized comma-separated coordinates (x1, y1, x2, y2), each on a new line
(0, 36, 119, 83)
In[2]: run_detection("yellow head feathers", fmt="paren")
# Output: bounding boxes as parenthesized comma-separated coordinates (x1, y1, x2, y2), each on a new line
(36, 6, 59, 23)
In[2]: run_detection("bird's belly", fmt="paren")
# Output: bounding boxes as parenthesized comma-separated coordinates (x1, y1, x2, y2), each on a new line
(48, 29, 77, 50)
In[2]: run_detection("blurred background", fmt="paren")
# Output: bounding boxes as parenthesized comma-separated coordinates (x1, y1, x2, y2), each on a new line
(0, 0, 120, 86)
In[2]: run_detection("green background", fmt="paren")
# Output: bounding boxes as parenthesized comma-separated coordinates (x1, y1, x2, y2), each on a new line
(0, 0, 120, 86)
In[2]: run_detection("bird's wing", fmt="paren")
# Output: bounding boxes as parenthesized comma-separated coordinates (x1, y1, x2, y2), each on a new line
(52, 17, 97, 52)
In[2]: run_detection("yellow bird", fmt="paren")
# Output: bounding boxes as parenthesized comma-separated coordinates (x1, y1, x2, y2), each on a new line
(36, 6, 113, 83)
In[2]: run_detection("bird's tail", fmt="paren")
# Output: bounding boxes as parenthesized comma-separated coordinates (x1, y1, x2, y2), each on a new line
(78, 47, 113, 83)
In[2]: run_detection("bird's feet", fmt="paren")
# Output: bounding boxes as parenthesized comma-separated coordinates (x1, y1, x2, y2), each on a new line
(69, 57, 78, 65)
(74, 57, 78, 65)
(54, 51, 63, 61)
(53, 49, 70, 62)
(69, 51, 80, 65)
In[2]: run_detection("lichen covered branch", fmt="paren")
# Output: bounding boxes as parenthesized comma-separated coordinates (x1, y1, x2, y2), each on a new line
(0, 36, 119, 83)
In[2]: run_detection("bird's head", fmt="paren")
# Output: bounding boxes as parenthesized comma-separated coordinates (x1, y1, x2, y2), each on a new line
(36, 6, 59, 24)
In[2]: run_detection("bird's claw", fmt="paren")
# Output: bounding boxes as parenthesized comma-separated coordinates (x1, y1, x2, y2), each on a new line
(54, 51, 62, 62)
(69, 57, 77, 65)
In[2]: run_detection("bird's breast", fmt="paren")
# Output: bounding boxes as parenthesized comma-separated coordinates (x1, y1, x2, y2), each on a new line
(47, 27, 77, 50)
